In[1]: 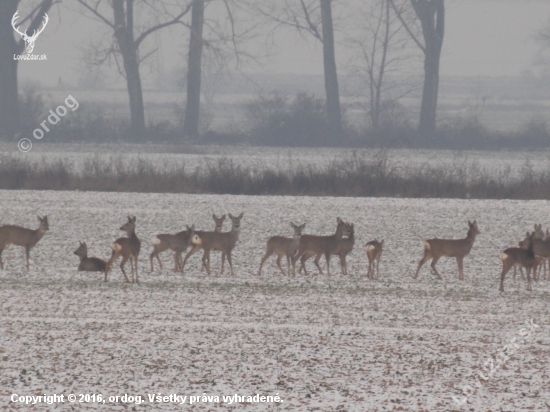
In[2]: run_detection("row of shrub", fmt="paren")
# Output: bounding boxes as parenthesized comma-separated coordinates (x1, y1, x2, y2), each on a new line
(2, 152, 550, 199)
(12, 88, 550, 150)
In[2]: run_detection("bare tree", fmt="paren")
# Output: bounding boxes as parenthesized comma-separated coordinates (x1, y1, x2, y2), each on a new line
(182, 0, 262, 139)
(77, 0, 192, 137)
(349, 0, 413, 134)
(182, 0, 204, 138)
(0, 0, 54, 139)
(390, 0, 444, 136)
(253, 0, 343, 142)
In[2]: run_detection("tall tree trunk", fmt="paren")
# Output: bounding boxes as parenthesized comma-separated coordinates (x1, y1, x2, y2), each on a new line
(0, 0, 21, 139)
(113, 0, 145, 137)
(183, 0, 204, 139)
(412, 0, 444, 136)
(320, 0, 342, 142)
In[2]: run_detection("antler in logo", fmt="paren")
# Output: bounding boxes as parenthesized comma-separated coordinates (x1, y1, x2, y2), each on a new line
(12, 11, 49, 54)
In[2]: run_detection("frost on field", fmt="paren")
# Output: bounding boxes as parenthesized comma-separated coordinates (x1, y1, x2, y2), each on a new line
(0, 191, 548, 411)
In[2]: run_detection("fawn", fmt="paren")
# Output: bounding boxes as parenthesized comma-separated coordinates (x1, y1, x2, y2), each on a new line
(365, 239, 384, 279)
(182, 212, 243, 276)
(106, 216, 141, 283)
(0, 215, 49, 270)
(258, 222, 306, 276)
(74, 241, 107, 273)
(150, 224, 201, 272)
(499, 231, 536, 292)
(414, 220, 480, 280)
(293, 217, 352, 276)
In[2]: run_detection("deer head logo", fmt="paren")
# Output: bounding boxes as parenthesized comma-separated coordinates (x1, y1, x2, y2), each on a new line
(12, 11, 49, 54)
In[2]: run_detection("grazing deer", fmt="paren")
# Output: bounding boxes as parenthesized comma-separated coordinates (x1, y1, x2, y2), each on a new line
(74, 241, 107, 273)
(413, 220, 480, 280)
(365, 239, 384, 279)
(182, 212, 243, 276)
(106, 216, 141, 283)
(293, 217, 352, 277)
(258, 222, 306, 276)
(499, 231, 536, 292)
(150, 225, 199, 272)
(0, 216, 49, 270)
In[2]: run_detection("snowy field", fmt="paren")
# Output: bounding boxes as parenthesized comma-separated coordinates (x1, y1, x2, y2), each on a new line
(0, 190, 549, 410)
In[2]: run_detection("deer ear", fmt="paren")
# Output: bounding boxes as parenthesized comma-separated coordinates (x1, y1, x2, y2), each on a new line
(228, 213, 234, 219)
(212, 214, 217, 219)
(132, 216, 136, 222)
(381, 239, 385, 245)
(239, 212, 244, 219)
(301, 223, 306, 229)
(221, 214, 226, 219)
(290, 222, 295, 228)
(337, 217, 343, 224)
(37, 215, 42, 221)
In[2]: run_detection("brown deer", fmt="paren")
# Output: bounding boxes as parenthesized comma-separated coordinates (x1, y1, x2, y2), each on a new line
(298, 223, 354, 276)
(293, 217, 352, 277)
(106, 216, 141, 283)
(258, 222, 306, 276)
(365, 239, 384, 279)
(150, 225, 199, 272)
(499, 231, 536, 292)
(514, 226, 544, 280)
(0, 216, 49, 270)
(74, 242, 107, 273)
(199, 214, 226, 273)
(182, 212, 243, 276)
(413, 220, 480, 280)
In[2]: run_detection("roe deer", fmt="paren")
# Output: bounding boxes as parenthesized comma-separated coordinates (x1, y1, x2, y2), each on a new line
(413, 220, 480, 280)
(293, 217, 352, 277)
(106, 216, 141, 283)
(300, 222, 355, 276)
(182, 212, 243, 276)
(365, 239, 384, 279)
(499, 231, 535, 292)
(74, 241, 107, 273)
(515, 226, 544, 280)
(200, 214, 226, 273)
(0, 216, 49, 270)
(150, 225, 200, 272)
(258, 222, 305, 276)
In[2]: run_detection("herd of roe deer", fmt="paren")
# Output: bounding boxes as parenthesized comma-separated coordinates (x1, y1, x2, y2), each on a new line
(0, 215, 548, 292)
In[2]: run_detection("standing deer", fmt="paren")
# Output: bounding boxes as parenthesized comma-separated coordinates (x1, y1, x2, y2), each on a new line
(150, 225, 199, 272)
(413, 220, 480, 280)
(334, 222, 355, 275)
(106, 216, 141, 283)
(514, 226, 544, 280)
(365, 239, 384, 279)
(258, 222, 305, 276)
(0, 216, 49, 270)
(74, 242, 107, 273)
(199, 214, 226, 273)
(182, 212, 243, 276)
(293, 217, 352, 277)
(499, 231, 536, 292)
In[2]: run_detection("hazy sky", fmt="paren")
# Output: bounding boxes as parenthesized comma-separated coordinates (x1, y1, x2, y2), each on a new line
(15, 0, 550, 88)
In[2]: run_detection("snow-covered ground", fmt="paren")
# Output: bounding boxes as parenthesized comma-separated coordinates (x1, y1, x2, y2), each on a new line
(0, 190, 549, 410)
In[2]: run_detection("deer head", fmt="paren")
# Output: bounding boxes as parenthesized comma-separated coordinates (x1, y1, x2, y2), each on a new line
(12, 11, 49, 54)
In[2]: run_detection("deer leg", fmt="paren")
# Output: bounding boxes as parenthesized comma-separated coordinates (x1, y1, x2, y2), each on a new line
(119, 255, 131, 283)
(313, 254, 324, 275)
(499, 261, 513, 292)
(129, 257, 135, 283)
(201, 249, 211, 275)
(25, 246, 31, 270)
(182, 245, 200, 274)
(526, 267, 532, 292)
(134, 255, 140, 284)
(430, 257, 442, 279)
(226, 251, 234, 276)
(376, 257, 380, 279)
(414, 251, 431, 279)
(276, 255, 285, 276)
(0, 248, 4, 270)
(286, 254, 292, 277)
(258, 251, 271, 276)
(339, 254, 345, 276)
(221, 252, 226, 274)
(300, 254, 310, 276)
(325, 252, 331, 276)
(457, 257, 464, 281)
